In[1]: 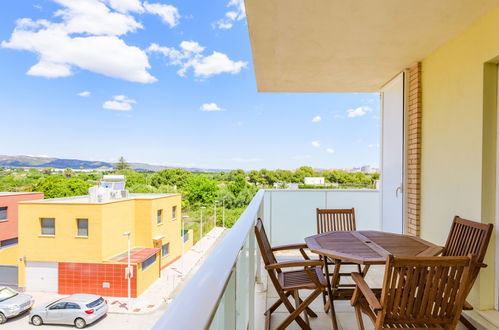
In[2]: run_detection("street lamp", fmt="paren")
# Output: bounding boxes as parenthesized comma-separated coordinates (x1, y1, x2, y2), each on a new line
(222, 197, 226, 228)
(181, 215, 189, 274)
(200, 206, 206, 240)
(122, 231, 131, 309)
(214, 200, 219, 228)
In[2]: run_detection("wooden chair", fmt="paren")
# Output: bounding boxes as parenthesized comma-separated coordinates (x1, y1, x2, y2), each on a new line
(316, 208, 362, 307)
(442, 216, 493, 329)
(351, 254, 476, 330)
(316, 208, 357, 233)
(255, 218, 328, 330)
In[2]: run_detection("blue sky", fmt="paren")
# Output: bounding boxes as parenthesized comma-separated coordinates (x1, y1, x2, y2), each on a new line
(0, 0, 380, 170)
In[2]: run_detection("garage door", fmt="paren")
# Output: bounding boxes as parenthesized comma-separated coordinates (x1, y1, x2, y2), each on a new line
(0, 265, 18, 288)
(26, 262, 58, 292)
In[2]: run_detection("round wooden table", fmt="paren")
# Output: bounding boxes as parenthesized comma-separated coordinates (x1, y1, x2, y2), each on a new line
(304, 230, 443, 330)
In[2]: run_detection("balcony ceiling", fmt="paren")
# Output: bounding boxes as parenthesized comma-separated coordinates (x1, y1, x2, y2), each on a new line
(245, 0, 499, 92)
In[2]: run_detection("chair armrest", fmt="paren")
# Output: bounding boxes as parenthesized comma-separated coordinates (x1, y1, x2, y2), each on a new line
(272, 243, 311, 260)
(271, 243, 308, 251)
(351, 272, 382, 311)
(463, 300, 473, 310)
(265, 260, 323, 270)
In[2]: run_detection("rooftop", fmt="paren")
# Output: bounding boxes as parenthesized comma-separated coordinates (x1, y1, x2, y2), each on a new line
(0, 192, 43, 196)
(18, 193, 178, 204)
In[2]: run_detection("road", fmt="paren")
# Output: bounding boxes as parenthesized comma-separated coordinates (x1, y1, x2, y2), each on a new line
(1, 308, 165, 330)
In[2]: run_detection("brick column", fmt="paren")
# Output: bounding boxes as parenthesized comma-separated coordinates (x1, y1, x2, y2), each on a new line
(406, 63, 422, 236)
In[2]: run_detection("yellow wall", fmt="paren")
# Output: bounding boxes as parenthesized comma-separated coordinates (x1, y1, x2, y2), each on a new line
(136, 252, 161, 296)
(421, 5, 499, 309)
(0, 244, 19, 265)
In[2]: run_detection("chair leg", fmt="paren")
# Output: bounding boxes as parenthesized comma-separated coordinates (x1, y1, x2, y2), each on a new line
(278, 291, 310, 329)
(296, 293, 318, 318)
(459, 314, 477, 330)
(276, 289, 322, 330)
(354, 305, 365, 330)
(293, 291, 309, 326)
(267, 291, 292, 314)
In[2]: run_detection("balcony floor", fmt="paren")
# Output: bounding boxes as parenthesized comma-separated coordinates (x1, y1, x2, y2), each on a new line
(255, 254, 469, 330)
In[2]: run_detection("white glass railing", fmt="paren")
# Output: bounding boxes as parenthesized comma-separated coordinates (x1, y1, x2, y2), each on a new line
(153, 189, 379, 330)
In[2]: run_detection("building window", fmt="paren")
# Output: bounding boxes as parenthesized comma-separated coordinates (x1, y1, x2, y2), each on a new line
(162, 243, 170, 257)
(172, 206, 177, 220)
(0, 207, 7, 221)
(142, 254, 156, 271)
(0, 238, 18, 247)
(157, 209, 163, 225)
(41, 218, 55, 236)
(77, 218, 88, 237)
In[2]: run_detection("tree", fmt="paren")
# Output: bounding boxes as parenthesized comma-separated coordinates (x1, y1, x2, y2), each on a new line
(115, 157, 130, 171)
(150, 168, 191, 189)
(184, 175, 219, 206)
(227, 174, 249, 196)
(64, 168, 74, 178)
(31, 176, 93, 198)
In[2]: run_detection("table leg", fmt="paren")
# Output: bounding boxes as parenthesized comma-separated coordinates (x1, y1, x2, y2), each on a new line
(323, 257, 338, 330)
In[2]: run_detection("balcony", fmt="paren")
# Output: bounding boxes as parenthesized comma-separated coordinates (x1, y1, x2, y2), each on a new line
(153, 188, 390, 329)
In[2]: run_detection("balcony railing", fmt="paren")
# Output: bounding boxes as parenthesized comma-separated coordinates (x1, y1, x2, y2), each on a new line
(153, 189, 380, 330)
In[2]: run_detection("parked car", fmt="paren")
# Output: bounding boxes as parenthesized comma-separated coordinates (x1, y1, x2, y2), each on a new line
(29, 294, 108, 329)
(0, 286, 34, 324)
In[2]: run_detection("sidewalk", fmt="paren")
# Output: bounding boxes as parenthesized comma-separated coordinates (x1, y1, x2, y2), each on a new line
(106, 226, 226, 314)
(28, 227, 226, 315)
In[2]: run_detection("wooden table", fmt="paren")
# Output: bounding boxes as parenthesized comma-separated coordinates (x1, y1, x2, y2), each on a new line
(304, 230, 443, 330)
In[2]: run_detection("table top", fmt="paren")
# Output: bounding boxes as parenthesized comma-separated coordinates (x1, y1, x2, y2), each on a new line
(305, 230, 443, 265)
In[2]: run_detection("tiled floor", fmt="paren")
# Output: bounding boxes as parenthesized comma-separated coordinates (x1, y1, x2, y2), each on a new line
(255, 254, 471, 330)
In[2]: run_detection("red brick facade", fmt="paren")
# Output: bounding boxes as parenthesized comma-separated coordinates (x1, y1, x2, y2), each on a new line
(58, 262, 137, 298)
(406, 63, 422, 236)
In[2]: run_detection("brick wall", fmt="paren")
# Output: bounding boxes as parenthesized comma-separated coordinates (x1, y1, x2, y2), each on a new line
(406, 63, 422, 236)
(59, 262, 137, 298)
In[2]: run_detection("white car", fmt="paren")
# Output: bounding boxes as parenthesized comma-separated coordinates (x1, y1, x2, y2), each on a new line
(29, 294, 108, 329)
(0, 286, 34, 324)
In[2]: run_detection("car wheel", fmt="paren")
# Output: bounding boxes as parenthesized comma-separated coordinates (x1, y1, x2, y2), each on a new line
(31, 315, 43, 326)
(75, 318, 86, 329)
(0, 312, 6, 324)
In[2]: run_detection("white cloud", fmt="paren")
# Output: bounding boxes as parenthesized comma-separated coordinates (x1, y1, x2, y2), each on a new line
(108, 0, 144, 13)
(235, 121, 243, 126)
(368, 144, 380, 148)
(326, 148, 335, 153)
(78, 91, 91, 97)
(311, 141, 321, 148)
(148, 41, 247, 78)
(143, 2, 180, 27)
(54, 0, 143, 36)
(200, 103, 224, 112)
(334, 114, 344, 119)
(214, 0, 246, 30)
(103, 95, 136, 111)
(347, 106, 372, 118)
(0, 0, 186, 83)
(312, 115, 322, 122)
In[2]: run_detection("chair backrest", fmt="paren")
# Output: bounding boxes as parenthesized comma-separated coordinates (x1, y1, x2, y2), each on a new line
(443, 216, 493, 262)
(254, 218, 278, 268)
(377, 255, 475, 329)
(316, 208, 356, 234)
(442, 216, 493, 294)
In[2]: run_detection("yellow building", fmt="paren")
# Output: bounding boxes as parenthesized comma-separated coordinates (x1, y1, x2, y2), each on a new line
(17, 177, 193, 298)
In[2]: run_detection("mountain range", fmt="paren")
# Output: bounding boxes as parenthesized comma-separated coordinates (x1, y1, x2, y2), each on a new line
(0, 155, 225, 172)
